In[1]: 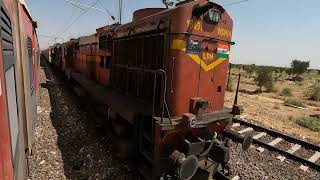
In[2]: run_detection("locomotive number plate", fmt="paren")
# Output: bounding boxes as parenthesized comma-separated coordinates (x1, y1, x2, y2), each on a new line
(186, 39, 202, 55)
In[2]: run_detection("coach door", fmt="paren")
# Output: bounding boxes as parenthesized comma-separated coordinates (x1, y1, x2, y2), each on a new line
(0, 0, 20, 170)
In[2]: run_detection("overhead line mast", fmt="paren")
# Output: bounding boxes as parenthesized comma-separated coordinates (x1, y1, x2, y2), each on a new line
(119, 0, 122, 24)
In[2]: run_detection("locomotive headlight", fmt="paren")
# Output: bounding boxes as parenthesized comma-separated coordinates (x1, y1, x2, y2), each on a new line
(204, 9, 221, 24)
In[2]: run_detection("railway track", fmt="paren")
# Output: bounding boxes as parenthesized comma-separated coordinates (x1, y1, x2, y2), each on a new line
(230, 116, 320, 172)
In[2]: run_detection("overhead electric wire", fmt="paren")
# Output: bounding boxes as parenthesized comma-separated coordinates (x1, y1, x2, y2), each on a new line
(70, 3, 86, 11)
(47, 0, 84, 46)
(223, 0, 249, 6)
(97, 0, 116, 21)
(64, 0, 113, 15)
(55, 0, 100, 40)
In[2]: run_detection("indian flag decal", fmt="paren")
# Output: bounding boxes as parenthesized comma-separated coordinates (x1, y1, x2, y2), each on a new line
(171, 39, 230, 72)
(217, 44, 230, 58)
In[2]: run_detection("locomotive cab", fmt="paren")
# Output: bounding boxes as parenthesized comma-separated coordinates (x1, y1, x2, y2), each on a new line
(150, 1, 247, 179)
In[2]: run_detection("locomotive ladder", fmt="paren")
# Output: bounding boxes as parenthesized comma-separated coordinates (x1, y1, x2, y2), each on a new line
(138, 69, 173, 179)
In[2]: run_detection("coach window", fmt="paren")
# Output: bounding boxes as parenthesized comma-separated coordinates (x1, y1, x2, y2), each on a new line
(100, 56, 105, 68)
(99, 35, 107, 50)
(75, 42, 79, 50)
(100, 56, 111, 69)
(27, 37, 34, 91)
(106, 35, 112, 50)
(105, 56, 111, 68)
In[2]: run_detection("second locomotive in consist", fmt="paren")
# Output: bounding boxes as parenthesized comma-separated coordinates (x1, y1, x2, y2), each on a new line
(44, 0, 248, 179)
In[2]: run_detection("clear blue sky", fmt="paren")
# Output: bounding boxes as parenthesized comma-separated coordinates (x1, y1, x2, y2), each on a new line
(26, 0, 320, 69)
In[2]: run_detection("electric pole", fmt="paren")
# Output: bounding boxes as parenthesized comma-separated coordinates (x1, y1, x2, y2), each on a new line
(119, 0, 122, 24)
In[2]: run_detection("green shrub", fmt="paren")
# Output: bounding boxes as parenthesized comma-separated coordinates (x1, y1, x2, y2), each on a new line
(265, 81, 277, 93)
(284, 98, 306, 107)
(292, 76, 304, 82)
(255, 67, 274, 92)
(280, 88, 293, 97)
(294, 116, 320, 132)
(290, 60, 310, 76)
(310, 84, 320, 101)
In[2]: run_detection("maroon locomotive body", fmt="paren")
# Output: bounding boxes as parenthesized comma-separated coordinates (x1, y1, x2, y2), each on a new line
(46, 0, 245, 179)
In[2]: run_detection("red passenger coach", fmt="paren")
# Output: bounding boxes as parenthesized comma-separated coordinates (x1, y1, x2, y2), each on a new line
(0, 42, 14, 180)
(46, 1, 250, 179)
(0, 0, 40, 179)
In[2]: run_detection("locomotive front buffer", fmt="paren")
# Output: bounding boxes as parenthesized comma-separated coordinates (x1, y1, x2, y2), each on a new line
(153, 106, 252, 179)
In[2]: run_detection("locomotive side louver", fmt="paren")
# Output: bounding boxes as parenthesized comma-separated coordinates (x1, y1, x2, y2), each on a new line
(0, 6, 14, 70)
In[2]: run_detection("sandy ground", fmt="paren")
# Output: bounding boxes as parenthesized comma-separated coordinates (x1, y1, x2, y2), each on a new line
(225, 71, 320, 144)
(28, 60, 134, 180)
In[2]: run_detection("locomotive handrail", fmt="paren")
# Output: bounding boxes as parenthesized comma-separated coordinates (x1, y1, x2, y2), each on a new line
(154, 69, 172, 124)
(113, 64, 172, 123)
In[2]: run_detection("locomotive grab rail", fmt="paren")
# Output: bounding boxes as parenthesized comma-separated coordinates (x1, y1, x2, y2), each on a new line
(113, 64, 171, 124)
(152, 69, 172, 124)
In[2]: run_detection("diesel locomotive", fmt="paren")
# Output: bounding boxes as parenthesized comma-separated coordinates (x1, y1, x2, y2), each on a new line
(44, 0, 249, 179)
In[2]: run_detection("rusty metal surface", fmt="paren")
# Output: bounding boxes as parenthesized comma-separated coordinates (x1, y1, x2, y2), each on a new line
(133, 8, 167, 22)
(71, 72, 152, 122)
(166, 0, 233, 117)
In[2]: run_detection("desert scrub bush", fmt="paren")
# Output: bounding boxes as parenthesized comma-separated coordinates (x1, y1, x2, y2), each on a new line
(284, 98, 306, 107)
(280, 88, 293, 97)
(310, 83, 320, 101)
(293, 116, 320, 132)
(255, 67, 274, 92)
(290, 59, 310, 79)
(306, 101, 320, 107)
(267, 85, 278, 93)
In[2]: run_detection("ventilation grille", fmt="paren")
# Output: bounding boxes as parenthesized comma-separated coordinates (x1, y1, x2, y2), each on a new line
(27, 37, 32, 57)
(1, 6, 14, 70)
(1, 7, 13, 52)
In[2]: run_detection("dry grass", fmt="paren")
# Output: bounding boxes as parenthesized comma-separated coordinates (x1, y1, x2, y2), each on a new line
(310, 83, 320, 101)
(226, 68, 320, 143)
(284, 98, 306, 108)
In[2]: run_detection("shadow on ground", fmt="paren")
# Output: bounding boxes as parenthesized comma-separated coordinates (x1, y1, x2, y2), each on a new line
(39, 57, 134, 179)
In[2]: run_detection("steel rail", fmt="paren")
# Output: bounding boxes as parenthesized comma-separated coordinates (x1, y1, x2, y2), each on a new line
(233, 116, 320, 171)
(233, 117, 320, 151)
